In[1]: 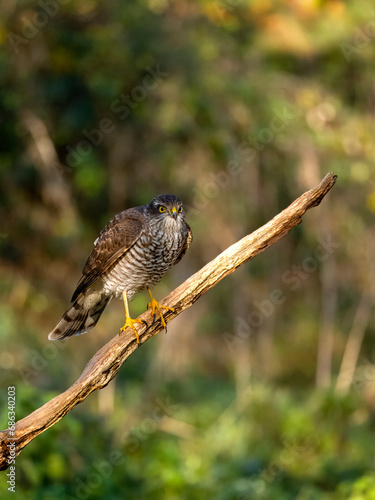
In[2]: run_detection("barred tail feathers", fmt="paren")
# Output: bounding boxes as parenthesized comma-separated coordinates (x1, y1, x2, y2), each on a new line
(48, 292, 111, 340)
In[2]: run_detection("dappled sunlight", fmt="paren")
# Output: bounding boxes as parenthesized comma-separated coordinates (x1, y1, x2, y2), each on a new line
(1, 0, 375, 498)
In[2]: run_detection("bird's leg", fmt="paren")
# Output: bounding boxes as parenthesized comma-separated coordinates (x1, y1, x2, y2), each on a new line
(147, 287, 174, 331)
(120, 290, 146, 344)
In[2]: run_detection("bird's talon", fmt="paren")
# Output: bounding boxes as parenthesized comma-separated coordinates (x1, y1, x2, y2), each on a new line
(120, 292, 146, 344)
(147, 288, 174, 331)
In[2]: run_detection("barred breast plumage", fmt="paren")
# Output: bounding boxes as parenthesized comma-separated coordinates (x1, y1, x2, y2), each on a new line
(102, 214, 188, 298)
(48, 194, 192, 341)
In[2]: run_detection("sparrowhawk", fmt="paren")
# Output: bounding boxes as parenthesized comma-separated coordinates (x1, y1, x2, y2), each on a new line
(48, 195, 192, 343)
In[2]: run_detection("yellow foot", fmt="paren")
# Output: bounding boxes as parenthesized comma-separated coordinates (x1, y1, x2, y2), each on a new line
(120, 290, 147, 344)
(147, 287, 174, 331)
(120, 316, 146, 344)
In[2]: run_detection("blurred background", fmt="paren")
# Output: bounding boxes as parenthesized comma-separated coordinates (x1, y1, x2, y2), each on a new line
(1, 0, 375, 498)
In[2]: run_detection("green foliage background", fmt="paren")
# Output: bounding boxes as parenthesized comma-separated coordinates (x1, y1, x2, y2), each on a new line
(1, 0, 375, 498)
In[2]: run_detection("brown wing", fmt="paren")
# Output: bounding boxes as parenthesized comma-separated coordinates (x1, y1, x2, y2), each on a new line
(71, 207, 145, 301)
(174, 225, 193, 265)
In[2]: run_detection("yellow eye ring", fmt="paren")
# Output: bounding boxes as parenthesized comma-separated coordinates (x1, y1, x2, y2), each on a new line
(178, 206, 183, 213)
(158, 206, 166, 213)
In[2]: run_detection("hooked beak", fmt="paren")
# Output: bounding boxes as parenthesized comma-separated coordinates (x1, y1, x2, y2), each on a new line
(171, 207, 178, 220)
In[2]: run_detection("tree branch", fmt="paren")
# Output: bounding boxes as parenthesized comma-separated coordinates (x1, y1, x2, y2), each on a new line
(0, 172, 337, 471)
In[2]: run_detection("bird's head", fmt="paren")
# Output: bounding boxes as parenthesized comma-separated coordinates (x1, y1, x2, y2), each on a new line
(148, 194, 185, 223)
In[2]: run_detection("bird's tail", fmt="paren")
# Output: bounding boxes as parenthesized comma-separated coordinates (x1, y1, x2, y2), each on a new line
(48, 292, 111, 341)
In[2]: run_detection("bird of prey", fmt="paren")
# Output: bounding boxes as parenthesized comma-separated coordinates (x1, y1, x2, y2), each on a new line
(48, 194, 192, 343)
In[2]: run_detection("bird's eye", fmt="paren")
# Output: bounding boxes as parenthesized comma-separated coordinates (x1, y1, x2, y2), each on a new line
(158, 206, 166, 213)
(178, 206, 183, 213)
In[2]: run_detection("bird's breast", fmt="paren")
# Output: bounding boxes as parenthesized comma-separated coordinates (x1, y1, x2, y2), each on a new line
(101, 224, 185, 298)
